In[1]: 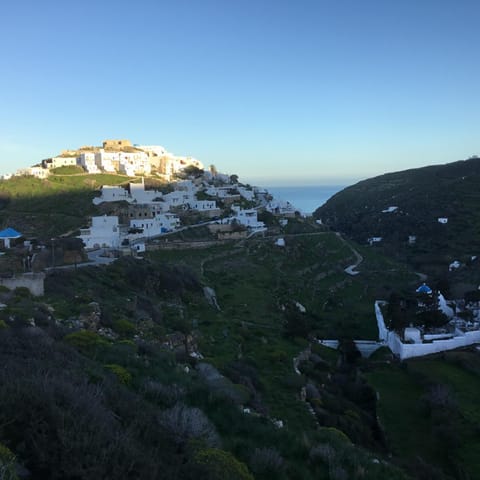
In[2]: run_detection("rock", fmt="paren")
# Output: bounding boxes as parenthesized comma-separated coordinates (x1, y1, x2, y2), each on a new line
(204, 286, 221, 310)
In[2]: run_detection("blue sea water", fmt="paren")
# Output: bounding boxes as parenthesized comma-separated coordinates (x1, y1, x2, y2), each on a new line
(265, 185, 346, 215)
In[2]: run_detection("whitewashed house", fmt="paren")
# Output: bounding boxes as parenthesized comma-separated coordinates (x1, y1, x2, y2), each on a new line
(48, 156, 78, 169)
(15, 167, 49, 179)
(238, 186, 255, 201)
(94, 150, 118, 173)
(93, 185, 132, 205)
(130, 182, 163, 203)
(129, 213, 180, 238)
(29, 166, 50, 179)
(79, 152, 100, 173)
(229, 206, 265, 230)
(265, 199, 297, 216)
(163, 190, 196, 209)
(78, 216, 121, 249)
(188, 200, 218, 211)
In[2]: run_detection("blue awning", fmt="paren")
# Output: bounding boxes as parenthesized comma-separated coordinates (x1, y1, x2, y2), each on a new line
(0, 228, 22, 239)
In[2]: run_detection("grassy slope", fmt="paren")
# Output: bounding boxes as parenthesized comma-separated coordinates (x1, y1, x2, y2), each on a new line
(368, 351, 480, 479)
(148, 233, 417, 432)
(37, 234, 416, 478)
(0, 173, 132, 238)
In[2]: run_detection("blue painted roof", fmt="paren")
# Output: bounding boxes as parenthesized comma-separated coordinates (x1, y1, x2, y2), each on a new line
(0, 228, 22, 239)
(416, 283, 432, 294)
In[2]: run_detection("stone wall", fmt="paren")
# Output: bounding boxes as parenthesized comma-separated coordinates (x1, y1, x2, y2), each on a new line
(0, 273, 45, 296)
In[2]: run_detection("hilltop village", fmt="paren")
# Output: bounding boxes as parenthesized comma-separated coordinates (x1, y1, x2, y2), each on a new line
(1, 144, 480, 364)
(1, 149, 480, 478)
(4, 139, 204, 181)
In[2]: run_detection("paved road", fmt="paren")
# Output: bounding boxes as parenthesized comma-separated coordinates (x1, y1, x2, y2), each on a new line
(86, 249, 118, 265)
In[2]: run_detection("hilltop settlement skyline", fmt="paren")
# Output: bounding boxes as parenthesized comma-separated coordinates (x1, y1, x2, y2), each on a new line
(2, 138, 205, 182)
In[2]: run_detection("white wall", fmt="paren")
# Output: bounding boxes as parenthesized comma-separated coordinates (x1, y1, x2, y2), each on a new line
(78, 216, 121, 248)
(375, 301, 480, 360)
(129, 214, 180, 238)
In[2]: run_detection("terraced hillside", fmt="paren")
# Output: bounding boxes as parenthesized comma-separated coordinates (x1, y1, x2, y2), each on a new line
(314, 157, 480, 278)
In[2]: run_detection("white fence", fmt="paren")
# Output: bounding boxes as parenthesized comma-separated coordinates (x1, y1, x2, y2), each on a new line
(374, 301, 480, 360)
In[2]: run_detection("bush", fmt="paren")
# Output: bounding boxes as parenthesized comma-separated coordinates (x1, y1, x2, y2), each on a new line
(64, 330, 108, 349)
(104, 364, 132, 386)
(193, 448, 254, 480)
(13, 287, 31, 299)
(112, 318, 136, 336)
(158, 403, 220, 449)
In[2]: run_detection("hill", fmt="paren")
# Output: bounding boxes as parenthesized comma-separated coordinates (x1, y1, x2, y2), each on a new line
(0, 171, 138, 238)
(0, 167, 478, 479)
(314, 157, 480, 283)
(0, 231, 419, 480)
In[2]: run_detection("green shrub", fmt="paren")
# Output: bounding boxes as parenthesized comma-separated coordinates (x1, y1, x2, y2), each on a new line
(193, 448, 254, 480)
(112, 318, 136, 336)
(13, 287, 31, 298)
(0, 319, 7, 329)
(64, 330, 108, 349)
(104, 364, 132, 386)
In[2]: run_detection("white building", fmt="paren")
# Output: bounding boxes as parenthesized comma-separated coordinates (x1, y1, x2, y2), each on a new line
(46, 156, 78, 169)
(15, 167, 50, 179)
(162, 155, 204, 180)
(238, 186, 255, 201)
(78, 216, 121, 249)
(29, 166, 49, 179)
(129, 181, 163, 203)
(163, 190, 196, 209)
(137, 145, 169, 157)
(94, 150, 117, 173)
(119, 151, 151, 176)
(228, 206, 265, 230)
(93, 185, 132, 205)
(79, 152, 100, 174)
(265, 198, 297, 216)
(188, 200, 218, 211)
(129, 213, 180, 238)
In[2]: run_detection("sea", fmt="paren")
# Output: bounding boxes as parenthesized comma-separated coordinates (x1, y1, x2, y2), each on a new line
(265, 185, 346, 215)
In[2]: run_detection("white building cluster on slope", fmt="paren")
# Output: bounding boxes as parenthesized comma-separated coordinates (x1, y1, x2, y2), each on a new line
(8, 139, 204, 181)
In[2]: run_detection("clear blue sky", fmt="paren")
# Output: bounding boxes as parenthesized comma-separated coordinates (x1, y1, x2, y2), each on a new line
(1, 0, 478, 185)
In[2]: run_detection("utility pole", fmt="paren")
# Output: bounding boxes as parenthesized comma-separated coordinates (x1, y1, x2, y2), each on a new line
(51, 238, 55, 270)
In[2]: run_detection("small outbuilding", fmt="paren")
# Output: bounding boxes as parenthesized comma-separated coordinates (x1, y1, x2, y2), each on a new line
(0, 228, 22, 249)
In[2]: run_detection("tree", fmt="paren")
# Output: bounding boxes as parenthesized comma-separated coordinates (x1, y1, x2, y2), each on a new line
(180, 165, 204, 178)
(415, 309, 449, 329)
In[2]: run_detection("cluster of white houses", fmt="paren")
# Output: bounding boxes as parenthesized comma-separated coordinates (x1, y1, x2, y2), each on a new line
(78, 178, 270, 249)
(9, 139, 204, 181)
